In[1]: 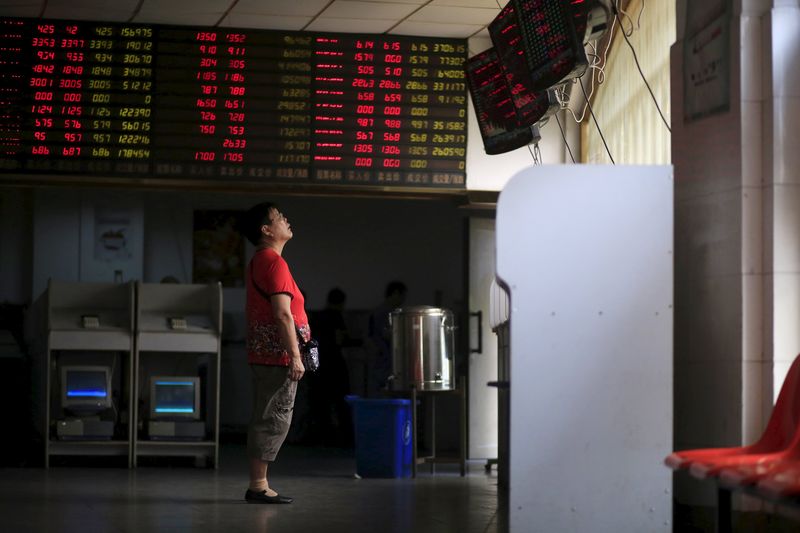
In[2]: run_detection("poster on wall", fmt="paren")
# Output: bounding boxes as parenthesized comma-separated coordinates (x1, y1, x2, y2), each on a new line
(683, 11, 730, 122)
(192, 211, 245, 288)
(94, 208, 133, 262)
(79, 201, 144, 283)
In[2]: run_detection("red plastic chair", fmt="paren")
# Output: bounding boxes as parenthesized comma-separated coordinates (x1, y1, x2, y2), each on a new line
(664, 354, 800, 473)
(719, 449, 800, 490)
(756, 461, 800, 498)
(716, 416, 800, 487)
(719, 394, 800, 491)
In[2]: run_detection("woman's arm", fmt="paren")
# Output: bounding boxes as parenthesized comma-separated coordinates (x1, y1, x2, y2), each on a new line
(270, 293, 305, 381)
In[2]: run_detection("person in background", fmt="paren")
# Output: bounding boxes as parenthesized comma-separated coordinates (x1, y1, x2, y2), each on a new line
(236, 202, 308, 505)
(367, 281, 407, 396)
(310, 288, 356, 446)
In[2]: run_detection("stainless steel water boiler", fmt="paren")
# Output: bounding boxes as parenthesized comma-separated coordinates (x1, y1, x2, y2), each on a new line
(389, 306, 455, 391)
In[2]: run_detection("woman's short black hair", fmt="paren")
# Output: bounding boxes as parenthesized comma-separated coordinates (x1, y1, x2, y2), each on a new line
(237, 202, 277, 246)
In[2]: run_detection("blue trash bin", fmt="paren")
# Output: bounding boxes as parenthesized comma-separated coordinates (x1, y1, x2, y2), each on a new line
(346, 396, 412, 478)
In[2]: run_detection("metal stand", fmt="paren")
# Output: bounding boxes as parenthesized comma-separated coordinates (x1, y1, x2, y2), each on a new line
(408, 376, 467, 477)
(717, 486, 732, 533)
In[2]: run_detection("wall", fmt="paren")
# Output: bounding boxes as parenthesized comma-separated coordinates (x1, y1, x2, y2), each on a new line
(766, 0, 800, 407)
(32, 188, 83, 297)
(26, 187, 466, 318)
(671, 0, 800, 507)
(671, 1, 747, 506)
(468, 216, 498, 459)
(31, 188, 144, 298)
(0, 188, 32, 305)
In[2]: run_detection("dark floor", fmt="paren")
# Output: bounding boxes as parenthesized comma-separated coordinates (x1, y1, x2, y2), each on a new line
(673, 503, 800, 532)
(9, 445, 800, 532)
(671, 470, 800, 532)
(0, 444, 505, 533)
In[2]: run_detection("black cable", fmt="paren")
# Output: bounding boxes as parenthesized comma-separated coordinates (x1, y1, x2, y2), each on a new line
(614, 1, 672, 133)
(637, 0, 646, 30)
(579, 82, 615, 164)
(555, 113, 576, 163)
(527, 143, 540, 165)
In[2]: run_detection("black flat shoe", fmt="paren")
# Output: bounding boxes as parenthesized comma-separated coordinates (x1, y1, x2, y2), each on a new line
(244, 489, 293, 504)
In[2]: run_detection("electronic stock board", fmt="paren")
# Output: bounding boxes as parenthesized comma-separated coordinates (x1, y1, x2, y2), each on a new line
(0, 17, 469, 190)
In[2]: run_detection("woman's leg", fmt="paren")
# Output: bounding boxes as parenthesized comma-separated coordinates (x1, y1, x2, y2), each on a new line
(246, 365, 297, 498)
(249, 457, 277, 496)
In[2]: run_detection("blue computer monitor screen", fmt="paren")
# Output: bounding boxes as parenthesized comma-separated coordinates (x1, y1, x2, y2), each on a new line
(61, 365, 112, 414)
(67, 371, 107, 398)
(151, 378, 199, 419)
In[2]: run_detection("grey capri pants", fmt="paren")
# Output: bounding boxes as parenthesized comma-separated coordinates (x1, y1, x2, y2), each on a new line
(247, 364, 297, 462)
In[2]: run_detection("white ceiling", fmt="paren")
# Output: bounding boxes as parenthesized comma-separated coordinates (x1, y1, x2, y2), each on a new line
(0, 0, 500, 42)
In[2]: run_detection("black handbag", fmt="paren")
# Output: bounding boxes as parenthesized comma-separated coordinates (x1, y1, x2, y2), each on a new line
(296, 325, 320, 372)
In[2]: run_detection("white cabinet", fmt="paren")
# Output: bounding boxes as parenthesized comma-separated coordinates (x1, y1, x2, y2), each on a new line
(497, 165, 673, 532)
(132, 282, 222, 468)
(38, 280, 135, 467)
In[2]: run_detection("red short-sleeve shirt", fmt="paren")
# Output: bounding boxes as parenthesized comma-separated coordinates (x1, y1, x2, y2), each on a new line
(246, 248, 310, 366)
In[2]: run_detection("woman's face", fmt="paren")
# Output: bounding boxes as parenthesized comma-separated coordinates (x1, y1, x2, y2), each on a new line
(265, 208, 293, 242)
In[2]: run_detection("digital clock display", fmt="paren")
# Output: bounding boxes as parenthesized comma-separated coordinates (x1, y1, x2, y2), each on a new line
(0, 17, 468, 189)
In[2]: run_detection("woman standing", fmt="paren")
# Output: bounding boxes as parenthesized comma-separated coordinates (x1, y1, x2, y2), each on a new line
(238, 202, 308, 504)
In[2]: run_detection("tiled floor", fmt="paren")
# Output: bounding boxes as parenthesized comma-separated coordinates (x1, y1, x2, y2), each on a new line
(0, 444, 505, 533)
